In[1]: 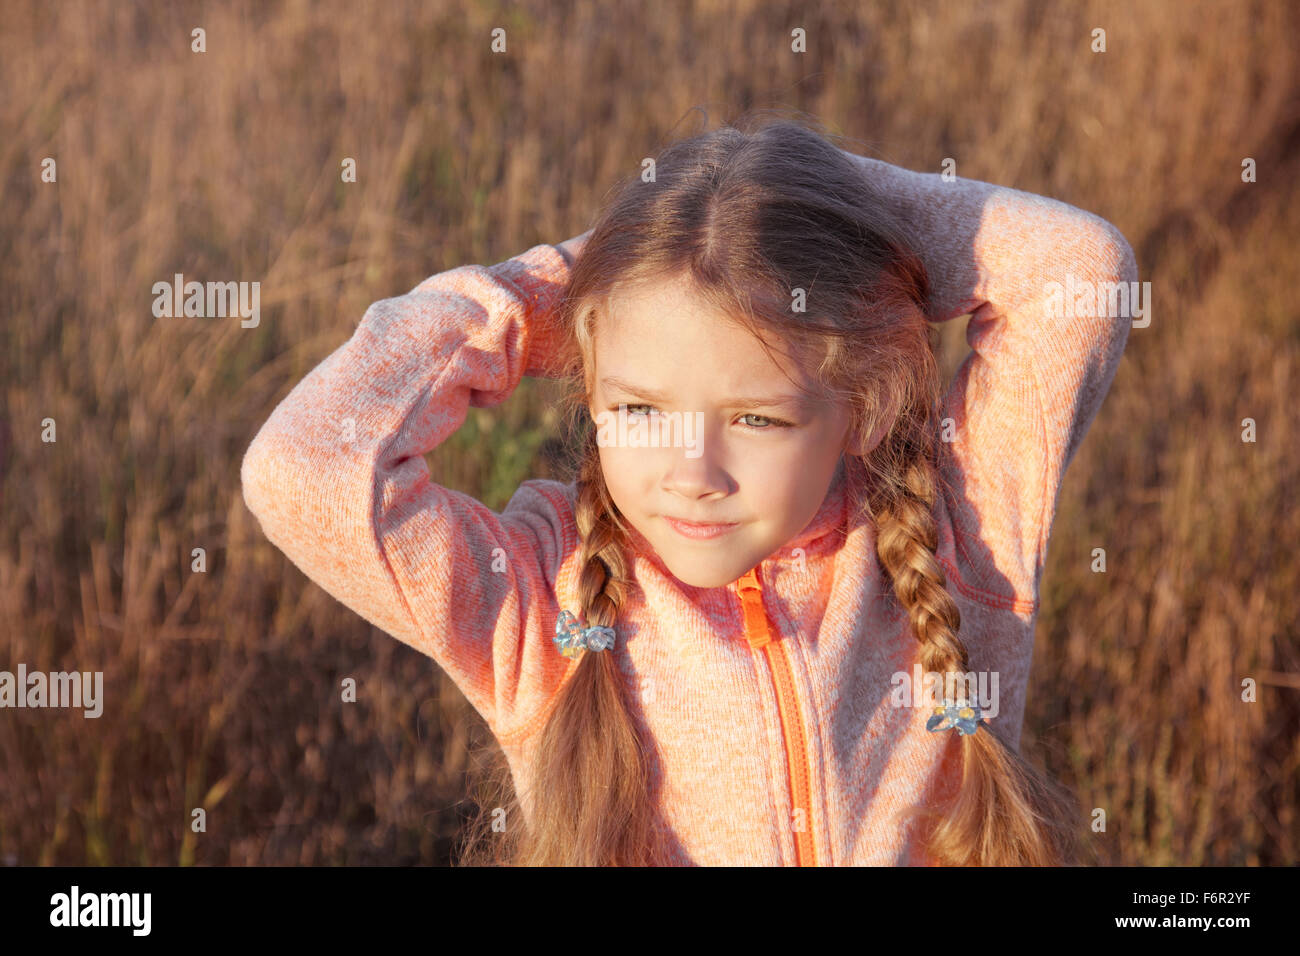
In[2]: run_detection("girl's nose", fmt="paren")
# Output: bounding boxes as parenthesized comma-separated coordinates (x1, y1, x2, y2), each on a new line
(660, 443, 734, 500)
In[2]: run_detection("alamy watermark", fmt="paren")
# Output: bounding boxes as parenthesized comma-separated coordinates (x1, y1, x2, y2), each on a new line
(890, 664, 999, 718)
(50, 886, 150, 936)
(1045, 273, 1151, 328)
(152, 273, 260, 328)
(594, 404, 706, 458)
(0, 664, 102, 718)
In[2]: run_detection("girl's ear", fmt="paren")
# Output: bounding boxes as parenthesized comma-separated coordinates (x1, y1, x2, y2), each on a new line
(849, 394, 899, 456)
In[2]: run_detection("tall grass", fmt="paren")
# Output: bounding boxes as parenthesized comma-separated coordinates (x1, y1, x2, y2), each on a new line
(0, 0, 1296, 864)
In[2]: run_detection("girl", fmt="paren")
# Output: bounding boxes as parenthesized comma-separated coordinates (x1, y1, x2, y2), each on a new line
(241, 115, 1137, 866)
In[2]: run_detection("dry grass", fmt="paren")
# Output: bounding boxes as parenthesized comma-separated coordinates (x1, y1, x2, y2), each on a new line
(0, 0, 1296, 865)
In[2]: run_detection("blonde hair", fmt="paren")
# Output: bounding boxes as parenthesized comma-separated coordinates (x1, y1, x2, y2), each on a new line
(458, 111, 1083, 866)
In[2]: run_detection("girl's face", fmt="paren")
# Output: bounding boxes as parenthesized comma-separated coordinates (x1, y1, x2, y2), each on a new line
(587, 273, 854, 590)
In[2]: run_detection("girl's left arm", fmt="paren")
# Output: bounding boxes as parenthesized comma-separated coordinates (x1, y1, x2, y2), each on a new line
(841, 151, 1139, 606)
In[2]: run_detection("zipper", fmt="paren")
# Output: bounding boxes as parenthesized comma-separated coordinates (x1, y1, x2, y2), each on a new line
(735, 565, 817, 867)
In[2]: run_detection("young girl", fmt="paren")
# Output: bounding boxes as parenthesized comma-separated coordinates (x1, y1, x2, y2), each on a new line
(241, 116, 1136, 866)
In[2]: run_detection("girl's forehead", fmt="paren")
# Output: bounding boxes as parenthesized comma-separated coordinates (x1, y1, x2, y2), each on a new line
(602, 274, 719, 324)
(589, 276, 836, 401)
(600, 277, 777, 348)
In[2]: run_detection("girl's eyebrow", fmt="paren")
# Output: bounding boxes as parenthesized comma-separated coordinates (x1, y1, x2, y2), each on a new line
(599, 375, 809, 409)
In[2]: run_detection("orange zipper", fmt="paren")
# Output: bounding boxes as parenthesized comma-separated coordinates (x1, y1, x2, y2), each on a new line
(735, 566, 817, 867)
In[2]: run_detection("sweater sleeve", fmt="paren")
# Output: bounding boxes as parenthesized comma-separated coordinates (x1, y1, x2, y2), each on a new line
(239, 242, 579, 741)
(850, 156, 1138, 605)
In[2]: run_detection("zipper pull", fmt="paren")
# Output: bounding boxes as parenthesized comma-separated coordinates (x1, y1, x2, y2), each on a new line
(735, 567, 773, 649)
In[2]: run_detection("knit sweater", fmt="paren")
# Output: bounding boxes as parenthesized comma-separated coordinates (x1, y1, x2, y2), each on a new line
(239, 156, 1137, 865)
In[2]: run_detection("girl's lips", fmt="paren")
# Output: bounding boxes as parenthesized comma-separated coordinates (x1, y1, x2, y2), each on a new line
(664, 517, 740, 539)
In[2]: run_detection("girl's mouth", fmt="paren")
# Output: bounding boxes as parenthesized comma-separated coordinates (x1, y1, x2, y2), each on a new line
(663, 517, 740, 539)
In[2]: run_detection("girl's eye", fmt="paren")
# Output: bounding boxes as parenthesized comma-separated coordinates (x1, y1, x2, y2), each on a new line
(615, 404, 793, 430)
(738, 413, 792, 430)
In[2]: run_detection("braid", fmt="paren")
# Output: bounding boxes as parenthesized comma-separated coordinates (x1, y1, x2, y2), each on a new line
(869, 424, 1085, 866)
(502, 434, 659, 865)
(572, 451, 631, 631)
(875, 455, 967, 674)
(457, 415, 659, 867)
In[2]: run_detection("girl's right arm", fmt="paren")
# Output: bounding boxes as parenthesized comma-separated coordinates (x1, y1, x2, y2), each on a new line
(843, 152, 1138, 607)
(240, 239, 588, 743)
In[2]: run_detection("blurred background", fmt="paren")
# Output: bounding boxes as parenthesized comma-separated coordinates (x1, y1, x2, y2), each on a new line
(1, 0, 1296, 865)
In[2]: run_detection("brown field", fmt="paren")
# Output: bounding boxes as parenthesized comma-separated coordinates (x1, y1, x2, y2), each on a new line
(0, 0, 1296, 865)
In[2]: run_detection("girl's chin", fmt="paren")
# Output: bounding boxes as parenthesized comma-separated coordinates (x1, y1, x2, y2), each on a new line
(659, 554, 753, 590)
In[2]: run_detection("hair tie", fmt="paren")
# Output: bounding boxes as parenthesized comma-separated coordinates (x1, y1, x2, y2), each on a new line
(926, 697, 985, 736)
(554, 609, 617, 658)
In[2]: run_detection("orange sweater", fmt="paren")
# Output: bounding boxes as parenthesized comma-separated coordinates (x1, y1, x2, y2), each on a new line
(240, 157, 1137, 865)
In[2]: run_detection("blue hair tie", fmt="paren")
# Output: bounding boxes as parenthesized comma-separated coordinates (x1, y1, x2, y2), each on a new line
(925, 697, 985, 736)
(554, 609, 617, 659)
